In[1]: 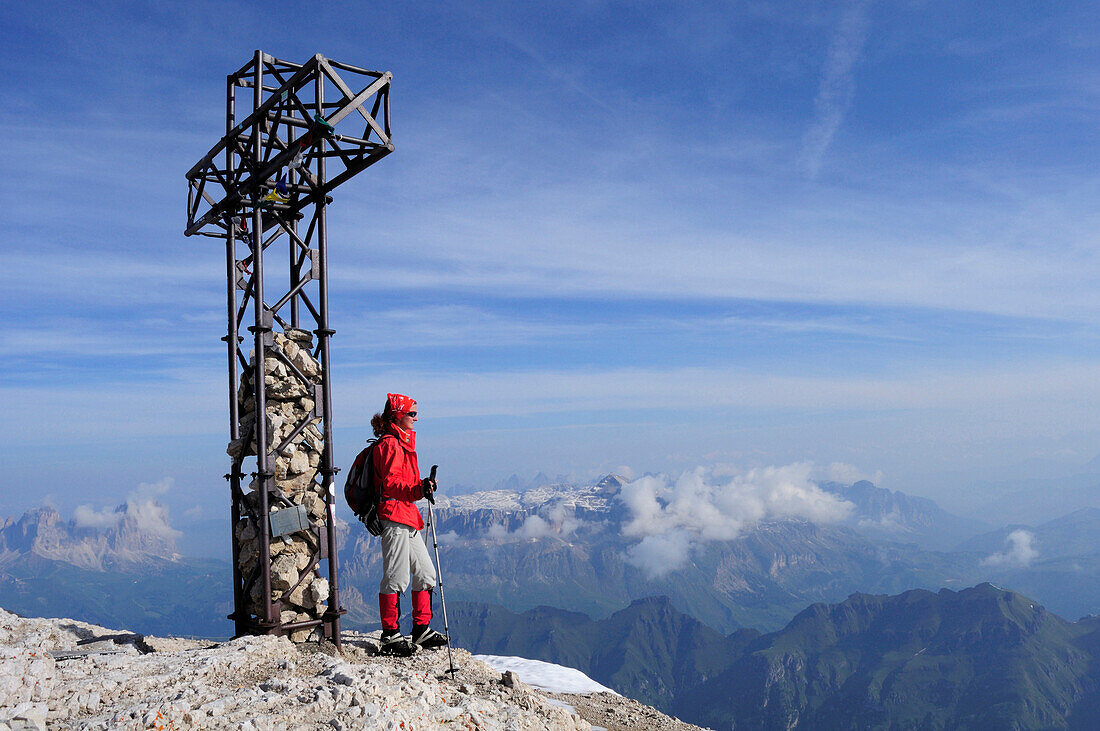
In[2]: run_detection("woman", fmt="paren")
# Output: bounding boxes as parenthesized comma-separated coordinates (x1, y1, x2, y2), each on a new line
(371, 392, 448, 656)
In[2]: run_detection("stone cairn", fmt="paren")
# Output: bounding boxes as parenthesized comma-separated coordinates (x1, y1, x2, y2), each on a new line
(227, 327, 330, 642)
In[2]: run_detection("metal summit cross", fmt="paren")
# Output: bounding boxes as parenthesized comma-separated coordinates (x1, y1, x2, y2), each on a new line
(185, 51, 393, 645)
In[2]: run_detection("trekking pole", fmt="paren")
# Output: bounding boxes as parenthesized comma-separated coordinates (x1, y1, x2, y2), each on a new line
(425, 465, 457, 675)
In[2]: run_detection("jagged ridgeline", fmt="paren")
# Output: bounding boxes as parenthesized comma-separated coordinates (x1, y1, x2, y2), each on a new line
(451, 585, 1100, 729)
(226, 327, 329, 641)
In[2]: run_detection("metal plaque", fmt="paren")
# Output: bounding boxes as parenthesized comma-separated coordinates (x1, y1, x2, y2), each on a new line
(270, 504, 309, 537)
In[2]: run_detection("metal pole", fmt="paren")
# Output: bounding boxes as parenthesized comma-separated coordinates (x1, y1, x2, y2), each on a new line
(290, 215, 300, 329)
(425, 466, 456, 675)
(287, 99, 300, 330)
(224, 71, 246, 638)
(315, 65, 345, 648)
(250, 49, 275, 629)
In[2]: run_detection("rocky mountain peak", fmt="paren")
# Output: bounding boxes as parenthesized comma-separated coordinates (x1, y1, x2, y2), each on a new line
(1, 506, 66, 554)
(0, 607, 688, 730)
(819, 478, 986, 549)
(0, 503, 179, 571)
(595, 473, 628, 495)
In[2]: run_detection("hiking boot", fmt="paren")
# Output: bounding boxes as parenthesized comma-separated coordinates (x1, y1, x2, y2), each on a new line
(411, 624, 449, 649)
(378, 630, 415, 657)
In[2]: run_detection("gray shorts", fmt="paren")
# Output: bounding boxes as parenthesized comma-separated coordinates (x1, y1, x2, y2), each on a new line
(379, 519, 437, 594)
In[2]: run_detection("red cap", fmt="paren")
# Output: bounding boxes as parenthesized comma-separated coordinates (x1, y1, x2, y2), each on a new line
(387, 393, 415, 414)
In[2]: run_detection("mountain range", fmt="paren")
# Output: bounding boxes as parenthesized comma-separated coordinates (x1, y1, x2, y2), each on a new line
(341, 474, 1000, 633)
(676, 583, 1100, 729)
(452, 585, 1100, 729)
(820, 479, 989, 550)
(9, 472, 1100, 637)
(957, 507, 1100, 560)
(960, 471, 1100, 527)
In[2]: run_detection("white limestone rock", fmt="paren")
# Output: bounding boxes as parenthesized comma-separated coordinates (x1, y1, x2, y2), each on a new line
(227, 328, 332, 638)
(0, 610, 604, 730)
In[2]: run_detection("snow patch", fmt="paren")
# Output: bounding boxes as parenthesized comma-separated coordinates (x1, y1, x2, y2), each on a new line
(475, 655, 618, 695)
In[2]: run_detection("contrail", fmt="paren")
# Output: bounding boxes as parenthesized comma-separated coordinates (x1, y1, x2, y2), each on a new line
(800, 0, 874, 178)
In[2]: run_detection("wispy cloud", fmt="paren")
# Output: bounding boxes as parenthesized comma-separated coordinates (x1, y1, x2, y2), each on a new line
(332, 360, 1100, 422)
(335, 305, 594, 350)
(800, 0, 873, 177)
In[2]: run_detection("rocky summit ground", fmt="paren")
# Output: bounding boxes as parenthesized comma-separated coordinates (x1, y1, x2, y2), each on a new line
(0, 609, 709, 730)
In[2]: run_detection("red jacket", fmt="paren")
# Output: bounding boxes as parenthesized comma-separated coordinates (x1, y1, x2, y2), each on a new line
(371, 427, 424, 530)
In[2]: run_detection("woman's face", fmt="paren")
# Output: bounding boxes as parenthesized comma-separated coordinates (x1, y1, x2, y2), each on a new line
(397, 402, 418, 431)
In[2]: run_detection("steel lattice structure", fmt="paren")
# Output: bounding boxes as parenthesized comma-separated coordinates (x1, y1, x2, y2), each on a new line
(185, 51, 393, 644)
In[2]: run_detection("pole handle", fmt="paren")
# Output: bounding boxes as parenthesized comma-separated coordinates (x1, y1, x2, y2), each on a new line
(423, 465, 439, 505)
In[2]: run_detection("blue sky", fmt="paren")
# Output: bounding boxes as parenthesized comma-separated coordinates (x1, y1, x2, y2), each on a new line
(3, 0, 1100, 523)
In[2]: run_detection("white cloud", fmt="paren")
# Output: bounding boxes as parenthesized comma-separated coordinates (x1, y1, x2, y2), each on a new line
(982, 529, 1039, 568)
(9, 358, 1100, 452)
(335, 305, 590, 351)
(73, 478, 181, 540)
(819, 462, 883, 485)
(131, 478, 173, 501)
(435, 530, 460, 545)
(74, 505, 123, 530)
(487, 504, 582, 542)
(858, 509, 905, 532)
(513, 514, 554, 540)
(624, 534, 693, 581)
(619, 464, 854, 578)
(124, 497, 180, 540)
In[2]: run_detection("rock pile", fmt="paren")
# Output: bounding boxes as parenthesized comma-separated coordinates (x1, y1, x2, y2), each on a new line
(227, 328, 331, 640)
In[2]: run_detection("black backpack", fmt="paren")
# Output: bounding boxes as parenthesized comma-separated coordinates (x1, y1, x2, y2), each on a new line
(343, 435, 393, 536)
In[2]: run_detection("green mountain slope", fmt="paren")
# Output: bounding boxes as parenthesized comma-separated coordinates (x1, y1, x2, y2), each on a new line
(450, 596, 759, 710)
(452, 584, 1100, 728)
(675, 583, 1100, 730)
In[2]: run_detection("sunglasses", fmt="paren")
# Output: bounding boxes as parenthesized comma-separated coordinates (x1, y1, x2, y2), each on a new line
(405, 411, 418, 417)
